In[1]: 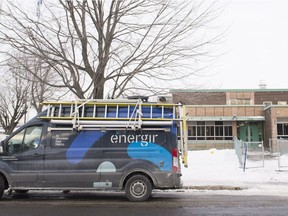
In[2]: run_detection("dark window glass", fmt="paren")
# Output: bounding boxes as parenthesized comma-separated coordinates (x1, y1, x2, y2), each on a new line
(179, 122, 233, 141)
(197, 126, 205, 136)
(215, 126, 223, 136)
(215, 121, 223, 126)
(206, 126, 214, 136)
(224, 126, 232, 136)
(6, 125, 43, 154)
(277, 124, 283, 135)
(284, 123, 288, 135)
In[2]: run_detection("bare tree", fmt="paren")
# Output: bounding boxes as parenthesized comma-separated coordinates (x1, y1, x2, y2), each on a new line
(29, 60, 58, 113)
(3, 51, 66, 113)
(0, 51, 64, 134)
(0, 0, 222, 99)
(0, 65, 30, 134)
(15, 55, 65, 113)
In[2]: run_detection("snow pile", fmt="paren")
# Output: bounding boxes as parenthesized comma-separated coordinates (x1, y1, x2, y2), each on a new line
(181, 149, 288, 191)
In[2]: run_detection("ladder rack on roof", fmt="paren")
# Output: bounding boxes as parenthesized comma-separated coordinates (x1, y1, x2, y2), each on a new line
(40, 99, 188, 167)
(41, 99, 178, 129)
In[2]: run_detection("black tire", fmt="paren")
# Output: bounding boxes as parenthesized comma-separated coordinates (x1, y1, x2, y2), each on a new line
(0, 176, 4, 199)
(125, 174, 152, 202)
(15, 190, 29, 194)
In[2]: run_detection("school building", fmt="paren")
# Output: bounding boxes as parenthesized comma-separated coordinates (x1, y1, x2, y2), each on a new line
(170, 88, 288, 152)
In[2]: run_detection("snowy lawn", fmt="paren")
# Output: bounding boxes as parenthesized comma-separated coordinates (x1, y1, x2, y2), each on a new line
(181, 149, 288, 195)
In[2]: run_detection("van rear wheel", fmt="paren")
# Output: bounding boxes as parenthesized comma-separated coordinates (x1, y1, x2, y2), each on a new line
(125, 174, 152, 202)
(0, 176, 4, 198)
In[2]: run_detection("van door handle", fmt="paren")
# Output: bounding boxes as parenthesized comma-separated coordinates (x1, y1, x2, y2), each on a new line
(33, 153, 40, 157)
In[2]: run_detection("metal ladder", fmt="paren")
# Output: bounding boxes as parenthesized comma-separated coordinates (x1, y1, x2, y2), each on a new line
(41, 99, 177, 128)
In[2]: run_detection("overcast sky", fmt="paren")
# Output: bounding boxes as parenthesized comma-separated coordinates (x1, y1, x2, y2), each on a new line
(199, 0, 288, 90)
(2, 0, 287, 91)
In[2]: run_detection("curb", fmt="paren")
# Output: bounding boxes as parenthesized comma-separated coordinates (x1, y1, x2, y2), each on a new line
(182, 185, 245, 191)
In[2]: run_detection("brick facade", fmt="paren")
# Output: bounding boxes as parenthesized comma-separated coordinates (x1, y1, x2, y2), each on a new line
(171, 89, 288, 151)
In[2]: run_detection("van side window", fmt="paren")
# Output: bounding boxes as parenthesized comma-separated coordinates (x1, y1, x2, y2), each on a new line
(6, 125, 43, 154)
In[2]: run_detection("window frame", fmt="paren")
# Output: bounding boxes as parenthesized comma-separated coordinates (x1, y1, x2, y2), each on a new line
(277, 123, 288, 139)
(187, 121, 233, 141)
(5, 124, 44, 154)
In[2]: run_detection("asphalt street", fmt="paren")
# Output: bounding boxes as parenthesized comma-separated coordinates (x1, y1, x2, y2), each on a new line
(1, 190, 288, 216)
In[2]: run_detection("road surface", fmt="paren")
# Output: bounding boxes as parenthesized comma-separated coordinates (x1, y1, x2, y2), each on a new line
(1, 190, 288, 216)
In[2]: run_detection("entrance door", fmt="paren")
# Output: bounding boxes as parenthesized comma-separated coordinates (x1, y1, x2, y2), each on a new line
(238, 123, 262, 142)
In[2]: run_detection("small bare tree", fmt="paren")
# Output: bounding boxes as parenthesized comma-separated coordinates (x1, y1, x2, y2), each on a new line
(30, 61, 57, 113)
(11, 54, 66, 113)
(0, 0, 222, 99)
(0, 65, 30, 134)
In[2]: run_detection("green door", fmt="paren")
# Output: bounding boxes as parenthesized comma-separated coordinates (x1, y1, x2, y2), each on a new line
(238, 124, 262, 142)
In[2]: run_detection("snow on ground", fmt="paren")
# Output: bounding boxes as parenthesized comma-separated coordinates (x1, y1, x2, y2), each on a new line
(181, 149, 288, 195)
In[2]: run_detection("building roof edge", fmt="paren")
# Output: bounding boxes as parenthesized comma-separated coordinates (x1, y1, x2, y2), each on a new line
(170, 88, 288, 93)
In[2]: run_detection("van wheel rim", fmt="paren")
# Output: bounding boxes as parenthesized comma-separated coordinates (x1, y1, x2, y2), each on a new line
(131, 181, 146, 198)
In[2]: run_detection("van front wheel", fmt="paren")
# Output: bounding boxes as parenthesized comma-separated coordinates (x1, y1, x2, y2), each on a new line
(0, 176, 4, 198)
(125, 175, 152, 202)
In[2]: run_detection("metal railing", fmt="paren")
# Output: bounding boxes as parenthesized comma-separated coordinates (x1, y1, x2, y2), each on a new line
(276, 139, 288, 171)
(234, 138, 244, 167)
(234, 138, 264, 171)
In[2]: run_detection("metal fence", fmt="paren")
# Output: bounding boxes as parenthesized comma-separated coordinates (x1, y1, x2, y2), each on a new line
(269, 138, 280, 154)
(235, 138, 288, 171)
(243, 141, 265, 169)
(234, 138, 244, 167)
(276, 139, 288, 170)
(234, 138, 264, 171)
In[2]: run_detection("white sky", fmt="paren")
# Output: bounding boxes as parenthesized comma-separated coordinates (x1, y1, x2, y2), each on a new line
(2, 0, 287, 91)
(200, 0, 288, 90)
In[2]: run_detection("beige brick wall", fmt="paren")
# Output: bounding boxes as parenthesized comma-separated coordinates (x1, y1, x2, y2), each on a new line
(187, 140, 234, 150)
(186, 106, 264, 117)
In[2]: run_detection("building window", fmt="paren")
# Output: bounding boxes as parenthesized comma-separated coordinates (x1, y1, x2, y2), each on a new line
(229, 98, 251, 105)
(206, 126, 214, 140)
(230, 99, 237, 105)
(187, 121, 233, 140)
(277, 123, 288, 139)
